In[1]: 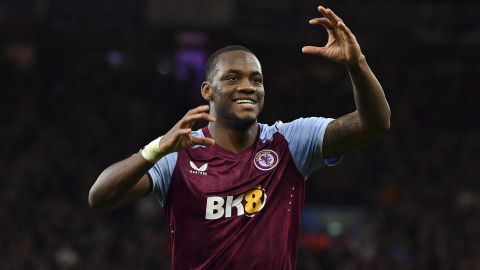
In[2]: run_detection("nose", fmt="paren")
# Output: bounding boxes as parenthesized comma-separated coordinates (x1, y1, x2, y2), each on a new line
(237, 78, 255, 93)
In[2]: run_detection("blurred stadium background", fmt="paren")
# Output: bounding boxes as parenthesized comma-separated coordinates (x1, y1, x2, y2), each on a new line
(1, 0, 479, 269)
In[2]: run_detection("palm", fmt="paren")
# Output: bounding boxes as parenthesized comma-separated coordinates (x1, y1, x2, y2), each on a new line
(324, 31, 360, 64)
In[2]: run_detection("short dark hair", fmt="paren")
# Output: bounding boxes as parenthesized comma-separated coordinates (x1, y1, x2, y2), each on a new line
(204, 45, 256, 82)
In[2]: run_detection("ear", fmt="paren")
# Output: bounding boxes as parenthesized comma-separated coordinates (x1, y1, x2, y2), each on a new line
(201, 81, 213, 102)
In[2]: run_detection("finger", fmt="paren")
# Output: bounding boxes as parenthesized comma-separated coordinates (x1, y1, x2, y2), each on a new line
(327, 8, 344, 24)
(185, 105, 210, 116)
(184, 113, 216, 124)
(174, 128, 192, 137)
(191, 136, 215, 146)
(309, 17, 335, 31)
(182, 113, 216, 123)
(302, 46, 326, 56)
(317, 6, 335, 23)
(338, 21, 355, 39)
(318, 6, 343, 26)
(182, 113, 216, 128)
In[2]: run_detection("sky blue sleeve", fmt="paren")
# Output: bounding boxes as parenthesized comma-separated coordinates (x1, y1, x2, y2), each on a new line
(147, 130, 204, 206)
(147, 152, 177, 207)
(276, 117, 342, 178)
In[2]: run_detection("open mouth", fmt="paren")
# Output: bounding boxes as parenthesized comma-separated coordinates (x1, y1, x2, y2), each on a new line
(233, 99, 257, 105)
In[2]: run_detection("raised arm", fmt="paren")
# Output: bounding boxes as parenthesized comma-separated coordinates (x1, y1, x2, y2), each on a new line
(88, 105, 216, 211)
(302, 6, 391, 158)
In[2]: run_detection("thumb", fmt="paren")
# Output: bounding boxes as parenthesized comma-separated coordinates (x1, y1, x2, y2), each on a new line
(302, 46, 327, 56)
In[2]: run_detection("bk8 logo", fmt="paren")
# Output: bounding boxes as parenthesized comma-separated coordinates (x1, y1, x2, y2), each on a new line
(205, 185, 267, 220)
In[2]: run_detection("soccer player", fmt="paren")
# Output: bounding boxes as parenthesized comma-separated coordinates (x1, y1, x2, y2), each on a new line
(89, 6, 390, 270)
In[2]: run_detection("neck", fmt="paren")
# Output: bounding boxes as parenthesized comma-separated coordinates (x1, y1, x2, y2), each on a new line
(208, 121, 258, 154)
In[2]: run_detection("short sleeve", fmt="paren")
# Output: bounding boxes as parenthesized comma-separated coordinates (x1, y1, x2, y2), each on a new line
(276, 117, 342, 178)
(148, 152, 178, 207)
(147, 129, 206, 206)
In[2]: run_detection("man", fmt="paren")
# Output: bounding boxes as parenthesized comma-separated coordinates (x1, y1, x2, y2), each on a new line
(89, 6, 390, 270)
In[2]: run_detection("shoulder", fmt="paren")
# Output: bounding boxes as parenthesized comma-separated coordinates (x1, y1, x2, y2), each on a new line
(191, 129, 205, 138)
(189, 128, 207, 149)
(259, 117, 333, 141)
(258, 123, 278, 142)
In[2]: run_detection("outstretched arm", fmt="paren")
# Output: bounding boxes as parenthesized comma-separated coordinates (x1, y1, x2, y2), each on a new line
(88, 105, 216, 210)
(302, 6, 391, 158)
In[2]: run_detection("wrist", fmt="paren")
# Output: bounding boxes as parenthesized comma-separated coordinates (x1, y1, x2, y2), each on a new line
(140, 136, 164, 163)
(346, 54, 367, 71)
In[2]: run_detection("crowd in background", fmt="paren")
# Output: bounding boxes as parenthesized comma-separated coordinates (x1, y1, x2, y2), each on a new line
(1, 0, 479, 269)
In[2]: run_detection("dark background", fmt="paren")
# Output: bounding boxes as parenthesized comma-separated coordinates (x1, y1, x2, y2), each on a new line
(1, 0, 479, 269)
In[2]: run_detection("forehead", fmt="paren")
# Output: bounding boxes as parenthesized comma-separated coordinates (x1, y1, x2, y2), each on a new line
(215, 50, 262, 75)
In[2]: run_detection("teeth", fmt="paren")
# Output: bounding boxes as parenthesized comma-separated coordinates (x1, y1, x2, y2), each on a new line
(235, 99, 255, 104)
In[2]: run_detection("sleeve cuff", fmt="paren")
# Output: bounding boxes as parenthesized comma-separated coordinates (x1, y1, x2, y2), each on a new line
(145, 172, 154, 197)
(324, 156, 343, 167)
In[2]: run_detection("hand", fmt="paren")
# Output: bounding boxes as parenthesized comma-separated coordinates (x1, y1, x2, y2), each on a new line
(159, 105, 216, 155)
(302, 6, 364, 66)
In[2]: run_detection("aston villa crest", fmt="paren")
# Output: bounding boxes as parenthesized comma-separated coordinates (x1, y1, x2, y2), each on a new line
(254, 149, 279, 171)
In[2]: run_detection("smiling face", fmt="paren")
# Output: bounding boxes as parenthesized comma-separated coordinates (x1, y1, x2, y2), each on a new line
(202, 50, 265, 130)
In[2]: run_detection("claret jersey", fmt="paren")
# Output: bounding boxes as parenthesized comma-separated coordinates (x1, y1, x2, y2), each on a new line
(148, 117, 340, 270)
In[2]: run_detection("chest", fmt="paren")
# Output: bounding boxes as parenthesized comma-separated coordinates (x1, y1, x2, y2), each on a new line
(175, 138, 292, 195)
(165, 133, 306, 220)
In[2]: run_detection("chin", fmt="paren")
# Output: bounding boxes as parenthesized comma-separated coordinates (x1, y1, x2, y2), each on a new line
(226, 114, 258, 131)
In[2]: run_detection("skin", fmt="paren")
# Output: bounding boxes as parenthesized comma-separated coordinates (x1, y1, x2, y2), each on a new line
(302, 6, 391, 157)
(201, 50, 265, 153)
(88, 6, 390, 211)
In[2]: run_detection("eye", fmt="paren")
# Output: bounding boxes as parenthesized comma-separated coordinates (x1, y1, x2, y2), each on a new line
(226, 75, 238, 82)
(252, 77, 263, 85)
